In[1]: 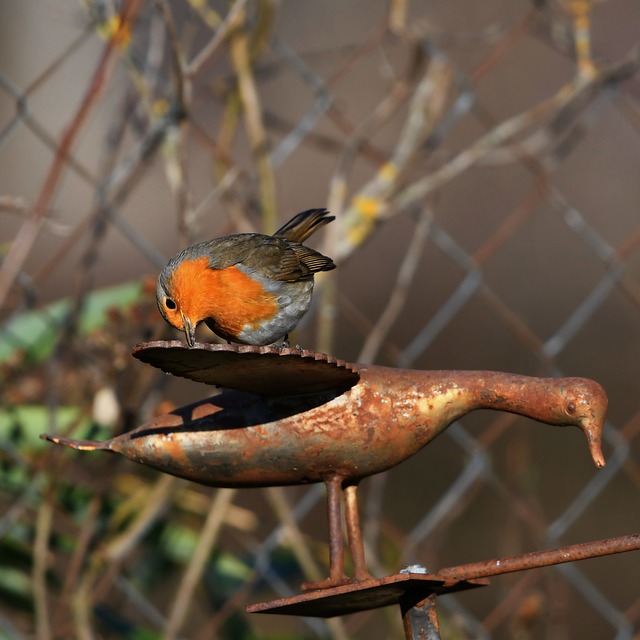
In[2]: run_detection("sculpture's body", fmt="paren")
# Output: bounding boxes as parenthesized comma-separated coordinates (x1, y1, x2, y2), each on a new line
(56, 366, 606, 486)
(43, 343, 608, 589)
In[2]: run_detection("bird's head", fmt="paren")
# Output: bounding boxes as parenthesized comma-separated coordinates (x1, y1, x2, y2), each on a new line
(156, 254, 213, 347)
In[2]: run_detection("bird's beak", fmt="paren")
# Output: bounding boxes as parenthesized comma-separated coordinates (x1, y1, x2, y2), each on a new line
(182, 313, 196, 347)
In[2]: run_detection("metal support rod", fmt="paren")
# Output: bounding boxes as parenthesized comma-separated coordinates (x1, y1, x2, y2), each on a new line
(326, 476, 345, 584)
(344, 483, 369, 580)
(438, 532, 640, 581)
(400, 593, 441, 640)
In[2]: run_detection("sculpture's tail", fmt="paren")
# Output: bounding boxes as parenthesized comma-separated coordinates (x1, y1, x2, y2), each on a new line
(40, 433, 112, 451)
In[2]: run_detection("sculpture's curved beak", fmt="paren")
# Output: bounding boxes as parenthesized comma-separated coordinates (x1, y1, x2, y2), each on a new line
(577, 382, 608, 469)
(581, 416, 606, 469)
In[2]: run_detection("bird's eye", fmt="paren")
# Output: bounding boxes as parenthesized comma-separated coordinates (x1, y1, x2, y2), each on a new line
(165, 298, 177, 310)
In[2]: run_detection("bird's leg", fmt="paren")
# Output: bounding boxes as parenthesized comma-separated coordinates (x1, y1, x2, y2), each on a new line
(343, 482, 371, 581)
(301, 476, 351, 590)
(271, 334, 291, 349)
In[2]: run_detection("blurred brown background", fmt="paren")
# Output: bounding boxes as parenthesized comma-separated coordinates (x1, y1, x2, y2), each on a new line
(2, 0, 640, 638)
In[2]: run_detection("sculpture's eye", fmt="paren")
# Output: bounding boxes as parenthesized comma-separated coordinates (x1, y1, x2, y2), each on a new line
(566, 401, 577, 415)
(165, 298, 177, 310)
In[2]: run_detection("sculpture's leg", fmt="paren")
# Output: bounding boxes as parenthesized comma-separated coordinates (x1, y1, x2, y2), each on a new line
(301, 476, 350, 590)
(344, 482, 371, 581)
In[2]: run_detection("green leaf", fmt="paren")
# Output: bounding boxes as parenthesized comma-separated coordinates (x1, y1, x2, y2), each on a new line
(0, 405, 88, 449)
(0, 280, 144, 364)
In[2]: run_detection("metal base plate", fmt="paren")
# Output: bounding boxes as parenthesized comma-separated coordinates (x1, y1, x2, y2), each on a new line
(246, 573, 489, 618)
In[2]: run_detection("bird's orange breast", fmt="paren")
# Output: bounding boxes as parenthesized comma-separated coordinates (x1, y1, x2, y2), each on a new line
(170, 257, 279, 336)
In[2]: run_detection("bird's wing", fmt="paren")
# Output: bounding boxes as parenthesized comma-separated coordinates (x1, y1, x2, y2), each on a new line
(282, 243, 335, 279)
(202, 235, 334, 282)
(240, 238, 319, 281)
(200, 235, 267, 269)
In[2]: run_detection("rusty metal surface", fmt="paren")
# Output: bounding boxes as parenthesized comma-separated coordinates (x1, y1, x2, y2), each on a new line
(244, 534, 640, 621)
(401, 593, 441, 640)
(437, 532, 640, 581)
(41, 341, 609, 589)
(42, 345, 608, 487)
(132, 340, 359, 396)
(245, 572, 488, 618)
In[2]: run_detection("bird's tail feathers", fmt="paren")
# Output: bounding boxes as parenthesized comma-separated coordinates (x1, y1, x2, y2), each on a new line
(273, 208, 335, 243)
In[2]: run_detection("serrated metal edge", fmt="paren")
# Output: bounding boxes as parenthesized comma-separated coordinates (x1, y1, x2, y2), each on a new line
(132, 340, 359, 374)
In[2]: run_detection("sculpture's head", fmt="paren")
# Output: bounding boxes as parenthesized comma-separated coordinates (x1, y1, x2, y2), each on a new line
(552, 377, 608, 468)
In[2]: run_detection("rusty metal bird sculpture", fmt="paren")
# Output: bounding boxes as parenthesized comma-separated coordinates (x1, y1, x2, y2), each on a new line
(42, 342, 607, 590)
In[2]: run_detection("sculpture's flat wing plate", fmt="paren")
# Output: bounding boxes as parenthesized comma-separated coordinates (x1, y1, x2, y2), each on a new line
(132, 341, 360, 396)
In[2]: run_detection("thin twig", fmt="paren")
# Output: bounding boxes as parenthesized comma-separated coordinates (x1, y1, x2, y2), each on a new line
(156, 0, 194, 242)
(186, 0, 249, 78)
(0, 0, 143, 310)
(318, 53, 453, 352)
(334, 53, 454, 261)
(393, 76, 591, 212)
(358, 204, 433, 363)
(58, 497, 101, 626)
(33, 496, 53, 640)
(229, 5, 278, 231)
(103, 474, 179, 563)
(265, 487, 323, 583)
(164, 488, 236, 640)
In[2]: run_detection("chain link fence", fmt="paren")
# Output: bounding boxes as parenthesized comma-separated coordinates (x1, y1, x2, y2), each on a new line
(1, 1, 640, 638)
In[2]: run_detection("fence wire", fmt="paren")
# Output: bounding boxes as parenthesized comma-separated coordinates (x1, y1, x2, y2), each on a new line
(1, 1, 640, 638)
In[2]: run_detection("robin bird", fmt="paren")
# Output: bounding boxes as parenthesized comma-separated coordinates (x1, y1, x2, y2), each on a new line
(156, 208, 336, 347)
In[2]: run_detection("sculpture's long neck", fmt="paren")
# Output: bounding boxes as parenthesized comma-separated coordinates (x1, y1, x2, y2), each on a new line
(418, 370, 568, 427)
(392, 368, 606, 469)
(455, 371, 563, 419)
